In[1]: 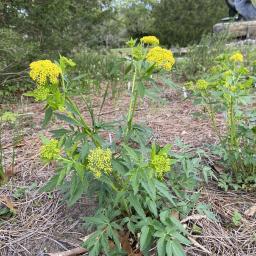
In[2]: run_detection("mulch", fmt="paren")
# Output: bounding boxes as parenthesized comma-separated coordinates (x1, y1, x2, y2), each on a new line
(0, 88, 255, 256)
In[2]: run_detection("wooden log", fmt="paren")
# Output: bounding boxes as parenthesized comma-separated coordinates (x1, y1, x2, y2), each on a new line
(213, 21, 256, 38)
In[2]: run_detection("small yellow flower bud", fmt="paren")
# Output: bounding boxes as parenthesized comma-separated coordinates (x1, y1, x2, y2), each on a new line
(40, 139, 60, 162)
(196, 79, 208, 90)
(151, 153, 171, 179)
(140, 36, 160, 46)
(87, 148, 112, 178)
(230, 52, 243, 63)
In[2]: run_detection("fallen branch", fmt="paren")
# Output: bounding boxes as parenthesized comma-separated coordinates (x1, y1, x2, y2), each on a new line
(181, 214, 208, 224)
(189, 236, 211, 255)
(47, 247, 87, 256)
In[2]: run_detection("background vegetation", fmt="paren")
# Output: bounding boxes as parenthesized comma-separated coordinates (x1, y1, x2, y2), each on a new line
(0, 0, 228, 101)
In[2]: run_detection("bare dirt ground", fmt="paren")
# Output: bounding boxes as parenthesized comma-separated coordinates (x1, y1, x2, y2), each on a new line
(0, 88, 256, 256)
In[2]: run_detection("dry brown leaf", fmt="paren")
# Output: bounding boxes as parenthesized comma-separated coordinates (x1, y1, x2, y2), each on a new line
(245, 205, 256, 217)
(0, 195, 16, 214)
(212, 163, 225, 173)
(171, 210, 180, 220)
(119, 231, 133, 254)
(5, 165, 15, 177)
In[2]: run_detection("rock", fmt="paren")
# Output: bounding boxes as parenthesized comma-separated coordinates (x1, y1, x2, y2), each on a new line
(213, 20, 256, 39)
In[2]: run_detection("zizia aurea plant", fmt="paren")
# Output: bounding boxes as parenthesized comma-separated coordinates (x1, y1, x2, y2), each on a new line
(26, 37, 210, 256)
(188, 51, 256, 190)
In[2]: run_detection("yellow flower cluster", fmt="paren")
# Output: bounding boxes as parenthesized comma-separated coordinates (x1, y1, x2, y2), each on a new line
(29, 60, 62, 86)
(40, 139, 60, 162)
(140, 36, 160, 45)
(230, 52, 243, 63)
(146, 47, 175, 71)
(196, 79, 208, 90)
(32, 86, 50, 101)
(87, 148, 112, 178)
(151, 153, 171, 179)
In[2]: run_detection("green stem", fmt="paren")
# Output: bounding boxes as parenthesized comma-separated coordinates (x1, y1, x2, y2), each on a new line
(0, 121, 6, 185)
(66, 96, 101, 147)
(228, 97, 239, 173)
(202, 93, 223, 144)
(127, 66, 138, 134)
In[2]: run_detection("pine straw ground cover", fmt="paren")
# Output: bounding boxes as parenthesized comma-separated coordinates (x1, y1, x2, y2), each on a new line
(0, 88, 256, 256)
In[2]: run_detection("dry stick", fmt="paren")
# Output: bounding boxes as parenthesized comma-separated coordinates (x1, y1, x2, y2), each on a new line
(47, 247, 87, 256)
(188, 236, 212, 255)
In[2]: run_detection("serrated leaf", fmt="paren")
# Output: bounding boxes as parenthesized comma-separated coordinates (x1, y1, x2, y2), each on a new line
(157, 237, 166, 256)
(148, 199, 158, 217)
(155, 180, 176, 205)
(50, 128, 70, 138)
(166, 240, 173, 256)
(42, 107, 53, 128)
(57, 168, 67, 186)
(170, 216, 187, 234)
(172, 233, 190, 246)
(55, 112, 82, 127)
(39, 173, 59, 192)
(137, 82, 146, 97)
(141, 179, 156, 201)
(140, 226, 150, 252)
(128, 194, 146, 218)
(171, 241, 185, 256)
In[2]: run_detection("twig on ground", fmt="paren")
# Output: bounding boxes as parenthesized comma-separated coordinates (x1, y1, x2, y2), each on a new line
(47, 247, 87, 256)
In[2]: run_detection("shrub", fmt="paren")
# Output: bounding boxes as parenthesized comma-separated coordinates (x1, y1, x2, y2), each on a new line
(189, 51, 256, 190)
(0, 110, 23, 185)
(26, 37, 211, 255)
(152, 0, 228, 47)
(71, 48, 126, 97)
(175, 33, 229, 82)
(0, 28, 39, 102)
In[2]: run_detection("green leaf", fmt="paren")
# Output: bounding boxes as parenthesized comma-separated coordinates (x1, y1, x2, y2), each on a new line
(137, 82, 146, 98)
(157, 237, 166, 256)
(155, 180, 176, 205)
(74, 162, 85, 181)
(125, 63, 132, 75)
(171, 241, 185, 256)
(80, 143, 89, 160)
(173, 233, 190, 246)
(50, 128, 70, 138)
(68, 175, 87, 206)
(163, 78, 178, 89)
(166, 240, 173, 256)
(140, 225, 152, 253)
(42, 107, 53, 128)
(128, 194, 146, 218)
(39, 173, 59, 192)
(122, 144, 139, 162)
(100, 234, 110, 255)
(89, 241, 100, 256)
(57, 168, 68, 186)
(147, 199, 158, 217)
(141, 179, 156, 201)
(84, 215, 109, 226)
(144, 63, 155, 78)
(109, 228, 121, 250)
(170, 216, 187, 234)
(130, 170, 139, 195)
(55, 112, 82, 127)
